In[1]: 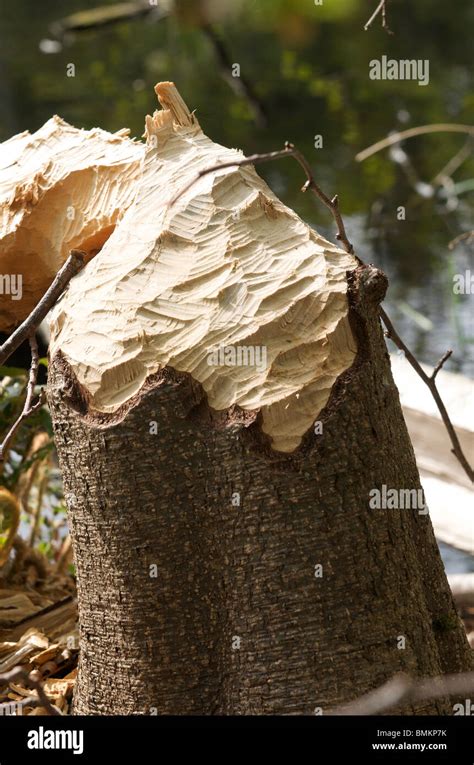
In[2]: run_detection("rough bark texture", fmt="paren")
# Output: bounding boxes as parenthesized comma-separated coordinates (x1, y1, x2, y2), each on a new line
(47, 265, 472, 715)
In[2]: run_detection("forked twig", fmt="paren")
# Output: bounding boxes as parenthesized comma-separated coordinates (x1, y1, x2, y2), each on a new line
(364, 1, 393, 34)
(0, 335, 45, 463)
(0, 250, 85, 465)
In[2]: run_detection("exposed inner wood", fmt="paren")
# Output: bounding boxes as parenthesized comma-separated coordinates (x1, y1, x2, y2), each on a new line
(48, 81, 358, 452)
(0, 117, 145, 330)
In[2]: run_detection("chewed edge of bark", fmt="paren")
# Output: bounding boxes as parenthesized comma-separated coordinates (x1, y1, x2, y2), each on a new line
(47, 264, 388, 462)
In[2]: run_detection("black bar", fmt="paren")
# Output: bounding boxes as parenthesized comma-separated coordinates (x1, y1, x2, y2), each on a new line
(0, 715, 472, 762)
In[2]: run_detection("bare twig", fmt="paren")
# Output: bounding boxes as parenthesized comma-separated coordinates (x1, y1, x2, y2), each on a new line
(449, 230, 474, 250)
(167, 142, 473, 482)
(56, 535, 72, 574)
(0, 335, 45, 463)
(364, 1, 393, 34)
(380, 310, 473, 481)
(330, 671, 474, 715)
(356, 124, 474, 163)
(51, 1, 160, 37)
(431, 349, 453, 381)
(0, 665, 62, 716)
(431, 136, 473, 187)
(28, 468, 49, 548)
(0, 489, 20, 567)
(0, 250, 85, 368)
(354, 126, 473, 479)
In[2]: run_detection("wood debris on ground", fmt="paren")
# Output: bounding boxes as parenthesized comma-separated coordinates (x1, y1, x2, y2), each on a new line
(0, 544, 78, 715)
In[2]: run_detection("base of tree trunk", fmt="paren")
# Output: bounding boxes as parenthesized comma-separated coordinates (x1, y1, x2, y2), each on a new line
(47, 265, 472, 715)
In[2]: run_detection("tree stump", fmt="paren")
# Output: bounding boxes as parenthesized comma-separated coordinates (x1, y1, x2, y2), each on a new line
(43, 83, 471, 714)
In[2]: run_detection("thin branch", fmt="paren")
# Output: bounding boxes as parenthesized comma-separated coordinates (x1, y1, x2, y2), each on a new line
(0, 490, 19, 567)
(354, 127, 473, 479)
(431, 349, 453, 381)
(0, 335, 45, 463)
(291, 146, 354, 254)
(356, 124, 474, 163)
(168, 142, 354, 253)
(51, 1, 160, 37)
(364, 1, 393, 34)
(330, 671, 474, 715)
(28, 468, 49, 548)
(169, 145, 296, 206)
(380, 309, 473, 481)
(449, 230, 474, 250)
(431, 136, 473, 187)
(0, 665, 62, 716)
(55, 535, 72, 573)
(0, 250, 85, 368)
(167, 142, 473, 482)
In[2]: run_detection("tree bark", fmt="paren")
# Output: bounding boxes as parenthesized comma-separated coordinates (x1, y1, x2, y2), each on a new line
(47, 264, 472, 715)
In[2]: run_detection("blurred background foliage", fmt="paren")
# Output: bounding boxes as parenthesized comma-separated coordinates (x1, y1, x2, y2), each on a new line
(0, 0, 472, 566)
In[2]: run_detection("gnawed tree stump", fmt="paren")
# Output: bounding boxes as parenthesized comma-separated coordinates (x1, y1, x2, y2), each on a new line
(48, 83, 356, 453)
(41, 83, 471, 714)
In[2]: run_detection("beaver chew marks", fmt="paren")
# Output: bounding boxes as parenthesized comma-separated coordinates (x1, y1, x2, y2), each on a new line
(0, 117, 145, 330)
(49, 81, 358, 452)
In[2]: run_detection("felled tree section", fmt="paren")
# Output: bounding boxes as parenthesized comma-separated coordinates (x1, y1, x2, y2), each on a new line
(0, 118, 145, 331)
(49, 82, 357, 453)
